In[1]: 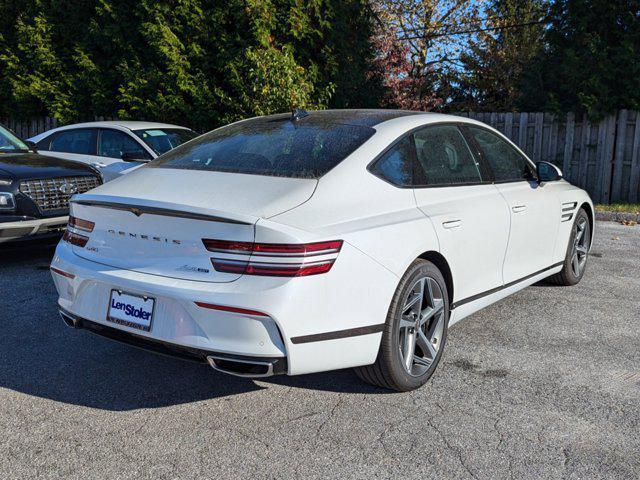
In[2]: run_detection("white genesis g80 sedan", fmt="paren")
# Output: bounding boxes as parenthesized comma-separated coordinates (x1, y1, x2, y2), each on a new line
(51, 110, 594, 391)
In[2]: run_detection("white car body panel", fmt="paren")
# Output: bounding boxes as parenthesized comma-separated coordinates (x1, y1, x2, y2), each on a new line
(414, 184, 511, 303)
(51, 111, 595, 377)
(92, 167, 318, 219)
(495, 181, 561, 282)
(448, 264, 563, 326)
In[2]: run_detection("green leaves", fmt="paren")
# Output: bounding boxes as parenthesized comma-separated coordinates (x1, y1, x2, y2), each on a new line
(243, 45, 326, 116)
(0, 0, 378, 129)
(522, 0, 640, 118)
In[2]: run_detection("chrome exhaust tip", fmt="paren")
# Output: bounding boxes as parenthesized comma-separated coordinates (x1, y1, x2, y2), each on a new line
(206, 355, 275, 378)
(59, 310, 81, 329)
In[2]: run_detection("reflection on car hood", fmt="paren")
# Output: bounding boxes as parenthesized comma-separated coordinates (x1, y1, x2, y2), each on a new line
(0, 152, 97, 180)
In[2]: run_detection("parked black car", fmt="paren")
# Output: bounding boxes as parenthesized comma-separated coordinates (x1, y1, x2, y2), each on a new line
(0, 124, 101, 243)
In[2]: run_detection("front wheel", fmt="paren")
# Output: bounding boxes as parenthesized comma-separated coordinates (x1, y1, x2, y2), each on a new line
(354, 259, 449, 392)
(548, 208, 591, 286)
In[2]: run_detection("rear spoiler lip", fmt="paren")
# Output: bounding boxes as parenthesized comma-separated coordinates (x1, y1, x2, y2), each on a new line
(70, 198, 253, 225)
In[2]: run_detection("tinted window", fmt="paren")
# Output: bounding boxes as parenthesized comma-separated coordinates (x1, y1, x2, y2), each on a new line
(133, 128, 198, 155)
(35, 136, 51, 151)
(49, 129, 95, 154)
(370, 136, 418, 187)
(413, 125, 482, 185)
(468, 127, 535, 182)
(150, 118, 375, 179)
(98, 129, 150, 160)
(0, 125, 28, 152)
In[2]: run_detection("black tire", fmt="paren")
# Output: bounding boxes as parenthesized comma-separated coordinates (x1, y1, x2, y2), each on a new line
(548, 208, 591, 286)
(354, 259, 450, 392)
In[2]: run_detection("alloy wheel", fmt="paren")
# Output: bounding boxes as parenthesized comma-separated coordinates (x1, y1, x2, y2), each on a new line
(398, 276, 446, 377)
(571, 217, 589, 277)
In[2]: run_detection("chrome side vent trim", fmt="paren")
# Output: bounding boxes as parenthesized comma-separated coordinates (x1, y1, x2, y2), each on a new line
(561, 202, 578, 222)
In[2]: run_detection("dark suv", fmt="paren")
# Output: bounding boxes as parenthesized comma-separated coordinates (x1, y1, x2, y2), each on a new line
(0, 124, 101, 243)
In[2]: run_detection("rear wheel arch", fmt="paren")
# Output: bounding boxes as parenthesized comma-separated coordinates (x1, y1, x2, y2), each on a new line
(417, 251, 454, 306)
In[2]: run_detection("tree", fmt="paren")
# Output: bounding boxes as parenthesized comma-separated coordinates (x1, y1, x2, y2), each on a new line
(0, 0, 381, 129)
(452, 0, 549, 111)
(520, 0, 640, 117)
(370, 0, 481, 110)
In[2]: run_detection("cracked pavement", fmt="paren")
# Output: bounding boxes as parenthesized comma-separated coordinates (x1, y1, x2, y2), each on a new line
(0, 221, 638, 479)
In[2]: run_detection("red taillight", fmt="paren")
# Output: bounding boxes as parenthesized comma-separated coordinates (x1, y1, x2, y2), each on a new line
(202, 239, 343, 257)
(63, 230, 89, 247)
(69, 216, 95, 232)
(211, 258, 335, 277)
(194, 302, 268, 317)
(64, 216, 94, 247)
(204, 238, 342, 277)
(202, 239, 254, 254)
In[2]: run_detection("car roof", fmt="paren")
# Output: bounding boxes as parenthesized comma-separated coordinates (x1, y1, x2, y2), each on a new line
(250, 109, 424, 127)
(45, 121, 192, 132)
(373, 112, 490, 131)
(245, 109, 491, 132)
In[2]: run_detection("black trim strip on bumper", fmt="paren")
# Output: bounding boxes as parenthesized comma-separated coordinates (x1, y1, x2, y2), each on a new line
(290, 323, 385, 344)
(59, 309, 288, 374)
(451, 261, 564, 310)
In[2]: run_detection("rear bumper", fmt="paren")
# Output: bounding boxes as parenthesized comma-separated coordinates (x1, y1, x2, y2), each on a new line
(51, 238, 397, 375)
(59, 308, 288, 376)
(0, 215, 67, 243)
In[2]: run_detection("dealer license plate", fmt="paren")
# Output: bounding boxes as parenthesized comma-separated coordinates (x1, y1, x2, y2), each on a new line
(107, 290, 155, 332)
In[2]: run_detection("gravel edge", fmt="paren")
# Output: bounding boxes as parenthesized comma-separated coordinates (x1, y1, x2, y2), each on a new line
(595, 210, 640, 222)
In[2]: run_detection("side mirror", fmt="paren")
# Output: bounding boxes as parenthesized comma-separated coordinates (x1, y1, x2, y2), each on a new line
(121, 151, 143, 162)
(536, 161, 562, 183)
(25, 140, 38, 153)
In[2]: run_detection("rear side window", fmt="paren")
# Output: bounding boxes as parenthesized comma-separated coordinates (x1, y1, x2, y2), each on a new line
(150, 118, 375, 179)
(467, 127, 535, 182)
(49, 129, 96, 154)
(369, 136, 419, 187)
(413, 125, 483, 186)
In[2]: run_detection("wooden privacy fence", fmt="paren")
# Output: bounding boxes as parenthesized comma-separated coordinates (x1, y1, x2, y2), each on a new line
(458, 110, 640, 204)
(1, 116, 114, 140)
(3, 111, 640, 203)
(2, 116, 59, 140)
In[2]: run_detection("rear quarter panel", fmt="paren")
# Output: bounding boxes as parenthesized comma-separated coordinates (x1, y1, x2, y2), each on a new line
(269, 127, 441, 280)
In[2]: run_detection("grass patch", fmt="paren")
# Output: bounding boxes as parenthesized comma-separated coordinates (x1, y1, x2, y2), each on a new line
(595, 203, 640, 214)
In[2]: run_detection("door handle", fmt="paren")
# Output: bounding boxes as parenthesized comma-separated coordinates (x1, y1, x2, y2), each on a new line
(512, 205, 527, 213)
(442, 219, 462, 229)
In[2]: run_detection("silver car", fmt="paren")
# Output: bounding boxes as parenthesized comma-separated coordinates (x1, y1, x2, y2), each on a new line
(29, 121, 198, 181)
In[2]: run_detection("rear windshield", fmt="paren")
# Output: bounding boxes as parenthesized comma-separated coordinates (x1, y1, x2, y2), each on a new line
(148, 117, 375, 178)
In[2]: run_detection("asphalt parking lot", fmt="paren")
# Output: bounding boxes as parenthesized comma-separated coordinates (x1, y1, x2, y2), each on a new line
(0, 221, 638, 479)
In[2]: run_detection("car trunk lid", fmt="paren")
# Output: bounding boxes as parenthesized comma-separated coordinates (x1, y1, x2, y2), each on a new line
(69, 168, 317, 282)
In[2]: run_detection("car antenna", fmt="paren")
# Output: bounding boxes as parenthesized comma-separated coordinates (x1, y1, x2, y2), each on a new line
(291, 108, 309, 122)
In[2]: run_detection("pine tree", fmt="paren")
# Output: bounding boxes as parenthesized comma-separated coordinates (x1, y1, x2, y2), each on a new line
(0, 0, 381, 128)
(453, 0, 548, 111)
(520, 0, 640, 117)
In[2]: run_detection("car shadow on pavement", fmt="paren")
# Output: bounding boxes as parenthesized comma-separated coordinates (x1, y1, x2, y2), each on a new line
(0, 240, 388, 410)
(0, 237, 59, 264)
(0, 321, 387, 411)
